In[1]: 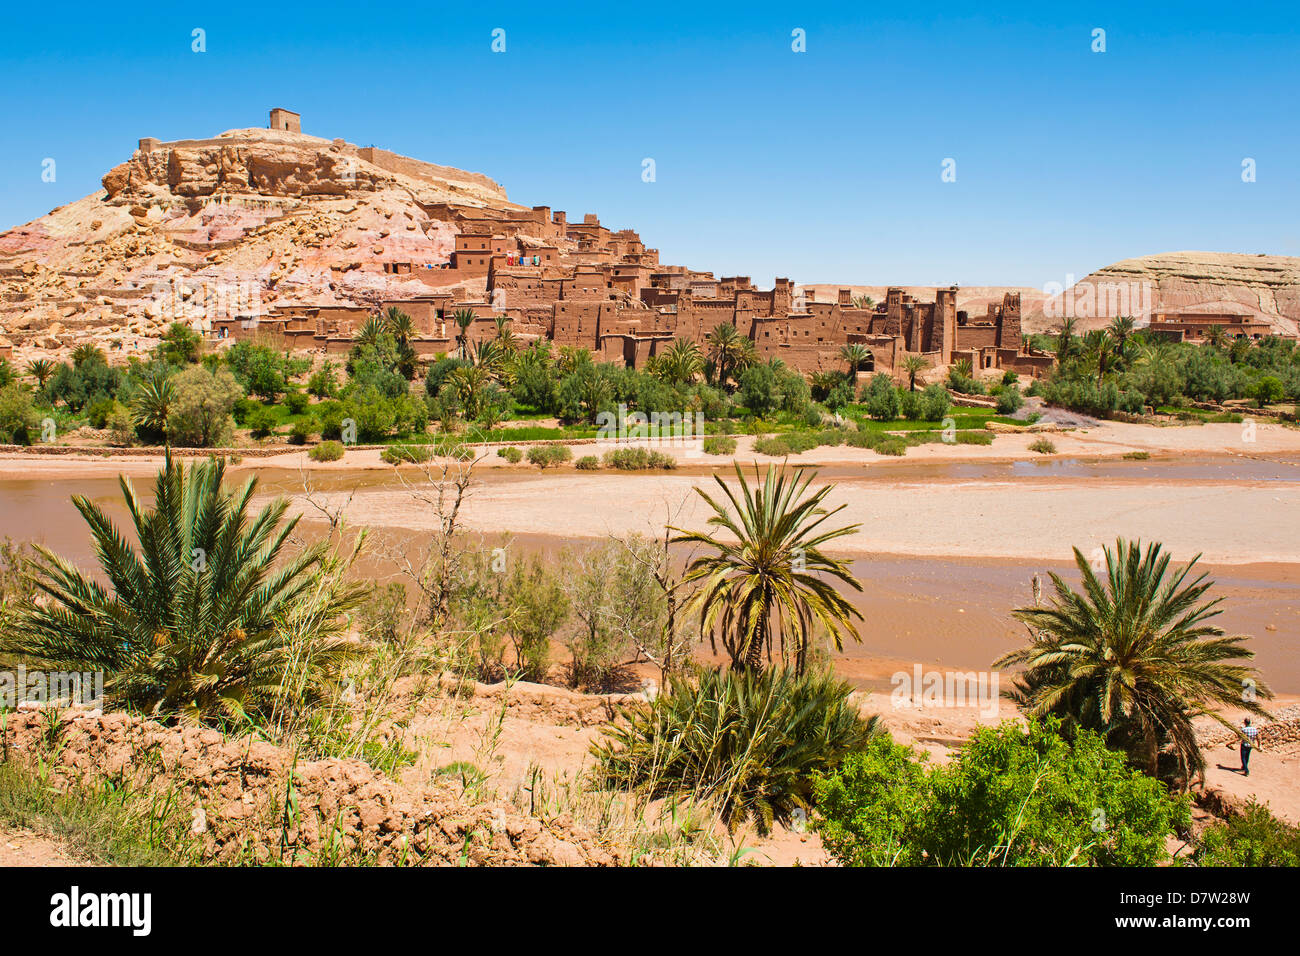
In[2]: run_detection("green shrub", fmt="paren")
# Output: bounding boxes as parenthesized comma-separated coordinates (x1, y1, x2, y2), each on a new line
(920, 384, 952, 421)
(702, 435, 738, 456)
(1028, 437, 1057, 454)
(289, 420, 314, 446)
(381, 444, 433, 465)
(283, 389, 310, 416)
(593, 667, 882, 835)
(309, 440, 345, 462)
(1122, 450, 1151, 460)
(1193, 800, 1300, 866)
(246, 407, 279, 439)
(814, 719, 1190, 866)
(602, 447, 677, 470)
(753, 435, 793, 457)
(995, 387, 1024, 415)
(844, 429, 881, 449)
(875, 438, 907, 456)
(0, 385, 42, 446)
(496, 445, 523, 463)
(527, 444, 572, 468)
(860, 374, 900, 421)
(575, 454, 601, 470)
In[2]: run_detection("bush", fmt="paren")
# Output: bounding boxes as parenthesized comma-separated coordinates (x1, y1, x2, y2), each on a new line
(753, 435, 793, 457)
(1028, 437, 1057, 454)
(898, 388, 922, 420)
(702, 435, 738, 456)
(844, 429, 881, 449)
(284, 389, 310, 415)
(166, 366, 242, 448)
(860, 374, 900, 421)
(602, 447, 677, 470)
(874, 438, 907, 456)
(593, 667, 882, 835)
(1193, 800, 1300, 866)
(246, 407, 279, 439)
(496, 445, 523, 463)
(381, 444, 434, 465)
(527, 444, 571, 468)
(309, 440, 345, 462)
(575, 454, 600, 470)
(995, 387, 1024, 415)
(289, 420, 314, 446)
(0, 385, 41, 445)
(814, 719, 1190, 866)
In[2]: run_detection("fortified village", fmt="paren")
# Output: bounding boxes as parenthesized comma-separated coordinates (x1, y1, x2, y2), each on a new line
(10, 110, 1287, 376)
(71, 110, 1050, 379)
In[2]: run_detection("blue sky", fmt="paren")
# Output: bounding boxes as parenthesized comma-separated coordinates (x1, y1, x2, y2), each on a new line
(1, 1, 1296, 288)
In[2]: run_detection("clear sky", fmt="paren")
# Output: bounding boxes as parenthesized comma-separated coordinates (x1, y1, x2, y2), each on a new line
(1, 1, 1296, 289)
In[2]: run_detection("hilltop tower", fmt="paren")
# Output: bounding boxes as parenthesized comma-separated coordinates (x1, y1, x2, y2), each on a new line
(269, 108, 301, 133)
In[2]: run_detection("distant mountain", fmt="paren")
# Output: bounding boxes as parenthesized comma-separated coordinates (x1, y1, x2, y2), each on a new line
(1023, 252, 1300, 337)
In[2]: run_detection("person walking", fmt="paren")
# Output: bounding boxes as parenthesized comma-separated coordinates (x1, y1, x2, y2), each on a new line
(1240, 718, 1259, 776)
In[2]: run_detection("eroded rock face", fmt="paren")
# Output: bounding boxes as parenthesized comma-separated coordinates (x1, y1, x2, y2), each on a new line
(1024, 251, 1300, 337)
(0, 127, 515, 359)
(104, 141, 395, 201)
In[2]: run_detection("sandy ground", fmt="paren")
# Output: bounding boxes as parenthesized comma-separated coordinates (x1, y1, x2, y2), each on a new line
(223, 422, 1300, 566)
(0, 827, 83, 867)
(2, 418, 1298, 865)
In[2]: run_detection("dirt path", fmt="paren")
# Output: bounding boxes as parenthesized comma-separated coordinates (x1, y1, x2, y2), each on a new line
(0, 826, 84, 867)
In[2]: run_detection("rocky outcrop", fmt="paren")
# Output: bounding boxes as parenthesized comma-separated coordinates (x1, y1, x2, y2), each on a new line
(1024, 251, 1300, 336)
(0, 125, 523, 360)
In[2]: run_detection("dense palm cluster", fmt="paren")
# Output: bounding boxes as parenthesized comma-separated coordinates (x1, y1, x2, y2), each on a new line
(1029, 318, 1300, 416)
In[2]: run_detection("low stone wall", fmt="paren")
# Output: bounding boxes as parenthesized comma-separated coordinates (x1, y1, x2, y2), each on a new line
(0, 710, 620, 866)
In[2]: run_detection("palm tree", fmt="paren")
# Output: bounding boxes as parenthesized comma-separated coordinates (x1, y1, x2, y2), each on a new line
(851, 294, 875, 310)
(71, 343, 104, 367)
(808, 370, 841, 402)
(130, 374, 176, 438)
(453, 308, 476, 359)
(493, 315, 518, 353)
(839, 343, 872, 380)
(706, 323, 748, 390)
(2, 455, 366, 723)
(900, 354, 930, 391)
(25, 359, 56, 389)
(354, 315, 386, 349)
(656, 338, 703, 384)
(1083, 329, 1113, 384)
(1205, 325, 1227, 349)
(1107, 315, 1136, 361)
(383, 306, 415, 345)
(447, 363, 491, 419)
(997, 538, 1272, 784)
(671, 464, 863, 673)
(1055, 317, 1077, 363)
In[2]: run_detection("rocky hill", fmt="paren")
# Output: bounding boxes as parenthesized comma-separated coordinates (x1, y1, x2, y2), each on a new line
(0, 125, 524, 355)
(1023, 251, 1300, 337)
(3, 118, 1298, 361)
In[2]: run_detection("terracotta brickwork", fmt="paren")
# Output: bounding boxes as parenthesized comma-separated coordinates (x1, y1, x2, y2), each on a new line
(211, 204, 1041, 378)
